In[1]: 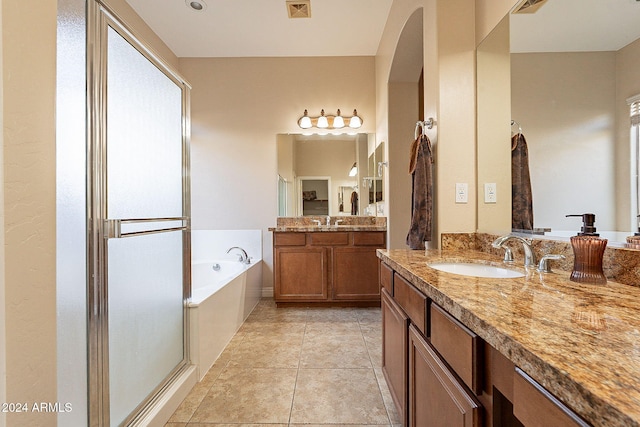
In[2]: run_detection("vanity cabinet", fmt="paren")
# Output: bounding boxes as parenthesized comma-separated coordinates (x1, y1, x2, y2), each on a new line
(380, 263, 481, 427)
(379, 260, 591, 427)
(273, 231, 385, 306)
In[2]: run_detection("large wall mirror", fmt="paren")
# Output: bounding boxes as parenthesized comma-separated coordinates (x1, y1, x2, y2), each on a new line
(276, 133, 383, 217)
(477, 0, 640, 243)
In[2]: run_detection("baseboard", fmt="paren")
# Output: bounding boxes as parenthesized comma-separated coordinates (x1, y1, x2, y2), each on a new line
(261, 287, 274, 298)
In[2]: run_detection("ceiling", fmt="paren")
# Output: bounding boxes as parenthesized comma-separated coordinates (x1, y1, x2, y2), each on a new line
(124, 0, 393, 58)
(510, 0, 640, 53)
(124, 0, 640, 58)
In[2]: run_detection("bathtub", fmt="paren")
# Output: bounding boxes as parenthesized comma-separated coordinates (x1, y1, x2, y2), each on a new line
(188, 259, 262, 380)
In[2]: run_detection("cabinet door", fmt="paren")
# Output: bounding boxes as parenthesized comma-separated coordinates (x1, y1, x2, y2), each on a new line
(382, 288, 408, 425)
(274, 247, 327, 301)
(408, 324, 481, 427)
(332, 247, 381, 300)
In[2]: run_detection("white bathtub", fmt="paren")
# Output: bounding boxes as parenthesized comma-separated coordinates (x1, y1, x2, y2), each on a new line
(188, 259, 262, 380)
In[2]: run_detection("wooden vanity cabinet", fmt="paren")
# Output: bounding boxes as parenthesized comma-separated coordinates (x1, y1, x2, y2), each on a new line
(273, 231, 385, 305)
(380, 263, 481, 427)
(379, 260, 591, 427)
(382, 288, 408, 425)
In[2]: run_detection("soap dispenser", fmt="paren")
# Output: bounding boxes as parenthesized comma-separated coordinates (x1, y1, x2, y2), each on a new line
(565, 214, 607, 284)
(626, 214, 640, 248)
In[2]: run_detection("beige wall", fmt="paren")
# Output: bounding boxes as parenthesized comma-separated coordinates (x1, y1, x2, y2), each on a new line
(376, 0, 477, 248)
(3, 1, 57, 424)
(1, 0, 178, 425)
(179, 56, 376, 291)
(511, 52, 617, 232)
(616, 38, 640, 231)
(476, 16, 511, 235)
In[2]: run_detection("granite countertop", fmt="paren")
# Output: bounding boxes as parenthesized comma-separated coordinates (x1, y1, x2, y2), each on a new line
(269, 225, 387, 232)
(270, 216, 387, 232)
(377, 248, 640, 427)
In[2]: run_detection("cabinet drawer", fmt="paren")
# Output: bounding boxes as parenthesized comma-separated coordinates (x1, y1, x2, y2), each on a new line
(274, 233, 306, 246)
(309, 232, 349, 246)
(513, 368, 589, 427)
(393, 273, 427, 335)
(430, 303, 482, 394)
(352, 231, 386, 246)
(380, 262, 393, 295)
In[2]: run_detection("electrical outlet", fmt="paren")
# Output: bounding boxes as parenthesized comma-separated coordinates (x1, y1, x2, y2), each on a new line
(455, 183, 468, 203)
(485, 183, 497, 203)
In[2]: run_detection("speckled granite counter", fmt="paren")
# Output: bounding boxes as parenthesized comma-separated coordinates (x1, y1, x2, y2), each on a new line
(377, 248, 640, 427)
(269, 216, 387, 232)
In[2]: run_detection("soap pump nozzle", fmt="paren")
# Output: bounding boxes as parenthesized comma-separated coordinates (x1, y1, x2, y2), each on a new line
(566, 213, 599, 236)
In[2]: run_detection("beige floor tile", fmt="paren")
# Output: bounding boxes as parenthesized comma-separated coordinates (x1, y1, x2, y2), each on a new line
(167, 380, 212, 422)
(290, 368, 389, 425)
(306, 307, 360, 322)
(357, 307, 383, 323)
(164, 423, 186, 427)
(291, 425, 390, 427)
(187, 425, 288, 427)
(300, 332, 372, 368)
(190, 367, 297, 424)
(227, 332, 303, 368)
(304, 320, 362, 336)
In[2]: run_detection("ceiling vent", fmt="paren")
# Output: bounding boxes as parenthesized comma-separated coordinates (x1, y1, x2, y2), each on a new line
(287, 0, 311, 18)
(512, 0, 548, 14)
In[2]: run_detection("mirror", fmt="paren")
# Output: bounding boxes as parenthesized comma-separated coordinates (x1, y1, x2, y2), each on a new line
(276, 133, 381, 216)
(477, 0, 640, 243)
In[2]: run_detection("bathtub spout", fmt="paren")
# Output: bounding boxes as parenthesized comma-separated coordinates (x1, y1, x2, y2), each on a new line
(227, 246, 250, 264)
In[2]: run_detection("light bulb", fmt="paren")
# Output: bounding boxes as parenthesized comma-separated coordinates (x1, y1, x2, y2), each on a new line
(349, 109, 362, 128)
(317, 109, 329, 128)
(333, 109, 345, 128)
(298, 109, 312, 129)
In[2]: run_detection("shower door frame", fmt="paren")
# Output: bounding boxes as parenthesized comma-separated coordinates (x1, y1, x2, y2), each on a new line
(86, 2, 192, 426)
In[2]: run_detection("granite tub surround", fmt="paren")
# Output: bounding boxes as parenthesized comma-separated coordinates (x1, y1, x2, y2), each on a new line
(377, 248, 640, 427)
(270, 216, 387, 232)
(442, 232, 640, 287)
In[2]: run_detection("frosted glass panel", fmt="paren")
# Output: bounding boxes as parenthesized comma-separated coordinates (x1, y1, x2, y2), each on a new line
(108, 232, 184, 426)
(56, 0, 88, 425)
(107, 27, 183, 219)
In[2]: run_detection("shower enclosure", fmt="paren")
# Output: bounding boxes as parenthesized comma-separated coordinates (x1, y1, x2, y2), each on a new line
(57, 1, 192, 425)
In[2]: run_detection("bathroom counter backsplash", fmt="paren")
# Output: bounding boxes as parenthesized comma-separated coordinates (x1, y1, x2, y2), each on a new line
(270, 216, 387, 232)
(378, 248, 640, 427)
(442, 232, 640, 287)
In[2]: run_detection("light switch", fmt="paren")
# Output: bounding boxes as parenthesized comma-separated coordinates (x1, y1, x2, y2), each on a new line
(455, 183, 468, 203)
(485, 183, 497, 203)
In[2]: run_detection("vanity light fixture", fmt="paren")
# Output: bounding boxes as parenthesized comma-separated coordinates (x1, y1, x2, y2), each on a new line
(348, 162, 358, 177)
(297, 109, 363, 130)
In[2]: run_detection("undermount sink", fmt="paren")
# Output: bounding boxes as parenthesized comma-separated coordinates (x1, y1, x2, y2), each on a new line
(428, 262, 525, 279)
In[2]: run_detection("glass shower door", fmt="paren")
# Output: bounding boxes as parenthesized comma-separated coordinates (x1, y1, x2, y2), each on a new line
(97, 17, 190, 426)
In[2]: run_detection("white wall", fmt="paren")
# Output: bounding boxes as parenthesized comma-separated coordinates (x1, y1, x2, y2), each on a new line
(179, 56, 376, 291)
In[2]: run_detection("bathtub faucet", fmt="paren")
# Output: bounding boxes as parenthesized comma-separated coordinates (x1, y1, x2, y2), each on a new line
(227, 246, 251, 264)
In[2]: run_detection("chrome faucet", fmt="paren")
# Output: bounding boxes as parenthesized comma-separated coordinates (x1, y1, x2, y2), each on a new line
(537, 254, 565, 273)
(326, 215, 331, 226)
(334, 219, 344, 226)
(491, 235, 536, 267)
(227, 246, 250, 264)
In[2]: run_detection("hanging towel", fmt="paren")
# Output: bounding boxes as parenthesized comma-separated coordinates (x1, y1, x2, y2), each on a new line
(511, 133, 534, 230)
(406, 134, 434, 249)
(350, 191, 358, 215)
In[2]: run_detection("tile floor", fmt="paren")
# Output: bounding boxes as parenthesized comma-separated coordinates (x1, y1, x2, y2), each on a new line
(165, 298, 401, 427)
